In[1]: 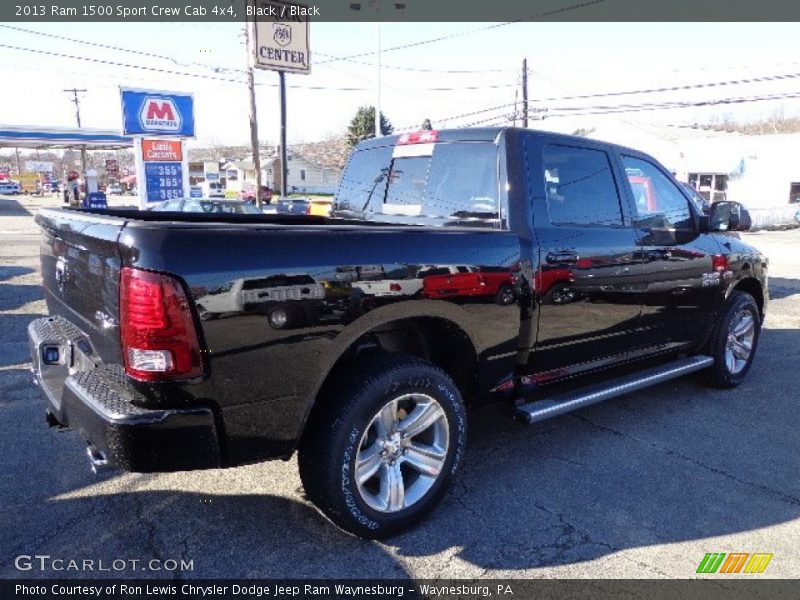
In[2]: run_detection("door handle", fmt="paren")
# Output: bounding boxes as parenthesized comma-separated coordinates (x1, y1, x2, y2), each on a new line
(546, 250, 579, 265)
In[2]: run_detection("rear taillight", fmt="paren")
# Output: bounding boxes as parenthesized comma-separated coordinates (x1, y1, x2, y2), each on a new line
(389, 282, 402, 292)
(120, 267, 203, 382)
(712, 254, 730, 272)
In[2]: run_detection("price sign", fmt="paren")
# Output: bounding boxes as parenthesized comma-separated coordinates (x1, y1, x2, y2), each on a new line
(144, 162, 184, 202)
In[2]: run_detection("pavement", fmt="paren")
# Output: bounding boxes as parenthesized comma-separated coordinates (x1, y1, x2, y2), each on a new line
(1, 193, 799, 580)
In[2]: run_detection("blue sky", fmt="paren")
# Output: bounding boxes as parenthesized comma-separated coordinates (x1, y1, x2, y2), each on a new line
(1, 22, 799, 145)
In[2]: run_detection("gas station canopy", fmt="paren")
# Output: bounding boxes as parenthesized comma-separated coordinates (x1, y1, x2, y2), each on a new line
(0, 125, 133, 150)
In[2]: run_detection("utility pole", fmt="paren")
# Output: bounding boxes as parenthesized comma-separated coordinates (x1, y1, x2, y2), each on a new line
(244, 25, 263, 208)
(63, 88, 88, 174)
(375, 23, 382, 138)
(279, 71, 287, 198)
(521, 59, 529, 128)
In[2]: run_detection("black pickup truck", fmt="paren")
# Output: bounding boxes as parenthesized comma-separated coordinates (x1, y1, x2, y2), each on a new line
(29, 127, 766, 538)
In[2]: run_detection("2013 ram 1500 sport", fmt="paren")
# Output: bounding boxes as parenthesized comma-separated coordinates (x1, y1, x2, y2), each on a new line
(29, 128, 766, 538)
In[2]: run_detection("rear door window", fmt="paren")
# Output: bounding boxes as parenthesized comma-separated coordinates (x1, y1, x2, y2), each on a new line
(542, 144, 624, 227)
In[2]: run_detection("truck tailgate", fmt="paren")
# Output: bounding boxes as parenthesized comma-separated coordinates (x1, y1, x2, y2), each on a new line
(36, 209, 126, 365)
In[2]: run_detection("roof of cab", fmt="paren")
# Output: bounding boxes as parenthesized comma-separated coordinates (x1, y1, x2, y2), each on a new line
(353, 126, 644, 157)
(355, 127, 504, 150)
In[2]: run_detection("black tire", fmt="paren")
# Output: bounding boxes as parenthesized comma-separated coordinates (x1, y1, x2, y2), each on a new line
(298, 352, 467, 539)
(704, 290, 761, 388)
(542, 281, 576, 305)
(495, 284, 515, 306)
(268, 305, 303, 329)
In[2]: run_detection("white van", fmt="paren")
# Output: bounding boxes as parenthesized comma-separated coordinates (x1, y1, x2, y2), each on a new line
(201, 181, 225, 198)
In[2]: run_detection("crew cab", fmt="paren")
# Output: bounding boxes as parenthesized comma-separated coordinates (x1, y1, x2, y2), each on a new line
(28, 127, 766, 539)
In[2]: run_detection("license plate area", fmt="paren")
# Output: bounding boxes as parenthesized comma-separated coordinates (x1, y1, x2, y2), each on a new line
(28, 316, 100, 411)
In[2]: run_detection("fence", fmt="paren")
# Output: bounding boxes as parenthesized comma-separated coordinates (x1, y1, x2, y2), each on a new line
(746, 205, 799, 231)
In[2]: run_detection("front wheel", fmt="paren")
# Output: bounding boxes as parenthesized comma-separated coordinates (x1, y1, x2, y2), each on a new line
(196, 305, 216, 321)
(495, 284, 515, 305)
(704, 290, 761, 388)
(298, 353, 466, 539)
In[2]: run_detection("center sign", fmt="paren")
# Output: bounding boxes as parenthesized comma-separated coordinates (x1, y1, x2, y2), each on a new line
(250, 0, 311, 74)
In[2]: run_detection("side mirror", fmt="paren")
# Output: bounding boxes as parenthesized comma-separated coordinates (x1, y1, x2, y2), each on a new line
(704, 201, 751, 232)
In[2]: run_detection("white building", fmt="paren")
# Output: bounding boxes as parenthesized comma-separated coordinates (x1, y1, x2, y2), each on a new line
(219, 159, 257, 193)
(218, 144, 344, 196)
(262, 146, 343, 195)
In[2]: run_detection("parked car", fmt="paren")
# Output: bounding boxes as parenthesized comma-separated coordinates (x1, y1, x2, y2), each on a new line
(148, 198, 262, 214)
(106, 183, 123, 196)
(421, 265, 517, 305)
(275, 196, 333, 216)
(29, 127, 765, 540)
(239, 184, 273, 204)
(0, 181, 21, 195)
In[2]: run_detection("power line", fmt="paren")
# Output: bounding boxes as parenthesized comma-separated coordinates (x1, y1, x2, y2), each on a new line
(2, 22, 521, 81)
(527, 70, 800, 103)
(0, 42, 247, 82)
(318, 0, 605, 65)
(316, 23, 518, 65)
(385, 67, 800, 131)
(0, 42, 519, 93)
(0, 23, 246, 74)
(536, 91, 800, 117)
(398, 89, 800, 132)
(313, 52, 515, 74)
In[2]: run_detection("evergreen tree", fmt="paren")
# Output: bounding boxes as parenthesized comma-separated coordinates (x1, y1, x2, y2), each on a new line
(346, 106, 394, 146)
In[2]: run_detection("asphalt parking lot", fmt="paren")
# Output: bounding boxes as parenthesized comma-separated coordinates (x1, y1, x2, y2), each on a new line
(1, 193, 799, 580)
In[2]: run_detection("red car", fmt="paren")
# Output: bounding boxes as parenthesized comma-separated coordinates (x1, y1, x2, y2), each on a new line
(421, 266, 517, 305)
(239, 184, 273, 204)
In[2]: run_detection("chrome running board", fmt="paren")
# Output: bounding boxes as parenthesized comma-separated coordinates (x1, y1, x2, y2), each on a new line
(515, 355, 714, 424)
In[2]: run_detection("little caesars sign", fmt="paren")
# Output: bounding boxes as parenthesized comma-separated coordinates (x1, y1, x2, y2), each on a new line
(249, 0, 311, 74)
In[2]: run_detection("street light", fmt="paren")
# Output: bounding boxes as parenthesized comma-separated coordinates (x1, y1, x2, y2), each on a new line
(349, 2, 405, 138)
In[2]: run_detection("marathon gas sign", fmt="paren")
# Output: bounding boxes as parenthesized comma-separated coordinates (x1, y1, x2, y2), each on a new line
(120, 89, 195, 137)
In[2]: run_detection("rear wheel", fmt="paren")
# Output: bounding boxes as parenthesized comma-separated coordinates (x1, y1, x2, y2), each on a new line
(704, 291, 761, 388)
(298, 353, 466, 539)
(268, 305, 304, 329)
